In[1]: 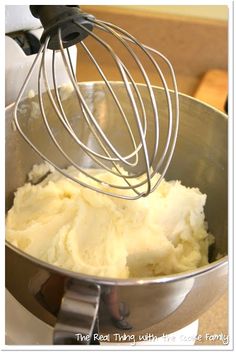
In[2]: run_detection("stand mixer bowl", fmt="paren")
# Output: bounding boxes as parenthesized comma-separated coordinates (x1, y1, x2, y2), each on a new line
(5, 82, 228, 344)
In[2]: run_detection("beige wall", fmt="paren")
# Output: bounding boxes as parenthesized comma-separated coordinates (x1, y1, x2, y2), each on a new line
(118, 6, 228, 21)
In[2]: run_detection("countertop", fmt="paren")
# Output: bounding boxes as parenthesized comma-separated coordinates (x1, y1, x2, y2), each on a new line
(197, 291, 228, 345)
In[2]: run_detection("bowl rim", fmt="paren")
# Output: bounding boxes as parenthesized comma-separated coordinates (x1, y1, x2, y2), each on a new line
(5, 81, 228, 119)
(5, 81, 228, 286)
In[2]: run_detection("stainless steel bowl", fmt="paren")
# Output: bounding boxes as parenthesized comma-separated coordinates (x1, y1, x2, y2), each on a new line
(5, 82, 228, 345)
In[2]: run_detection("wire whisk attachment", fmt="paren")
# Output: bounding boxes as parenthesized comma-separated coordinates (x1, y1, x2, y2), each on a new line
(14, 5, 179, 200)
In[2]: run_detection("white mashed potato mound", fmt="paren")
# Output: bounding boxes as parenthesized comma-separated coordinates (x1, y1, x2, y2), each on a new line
(6, 164, 214, 278)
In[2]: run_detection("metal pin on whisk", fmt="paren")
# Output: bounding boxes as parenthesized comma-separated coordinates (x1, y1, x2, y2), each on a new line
(13, 5, 179, 200)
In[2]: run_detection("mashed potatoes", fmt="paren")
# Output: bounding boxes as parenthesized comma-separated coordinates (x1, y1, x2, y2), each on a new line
(6, 164, 214, 278)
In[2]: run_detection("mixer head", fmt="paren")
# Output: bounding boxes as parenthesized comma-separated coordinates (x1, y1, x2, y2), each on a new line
(13, 5, 179, 200)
